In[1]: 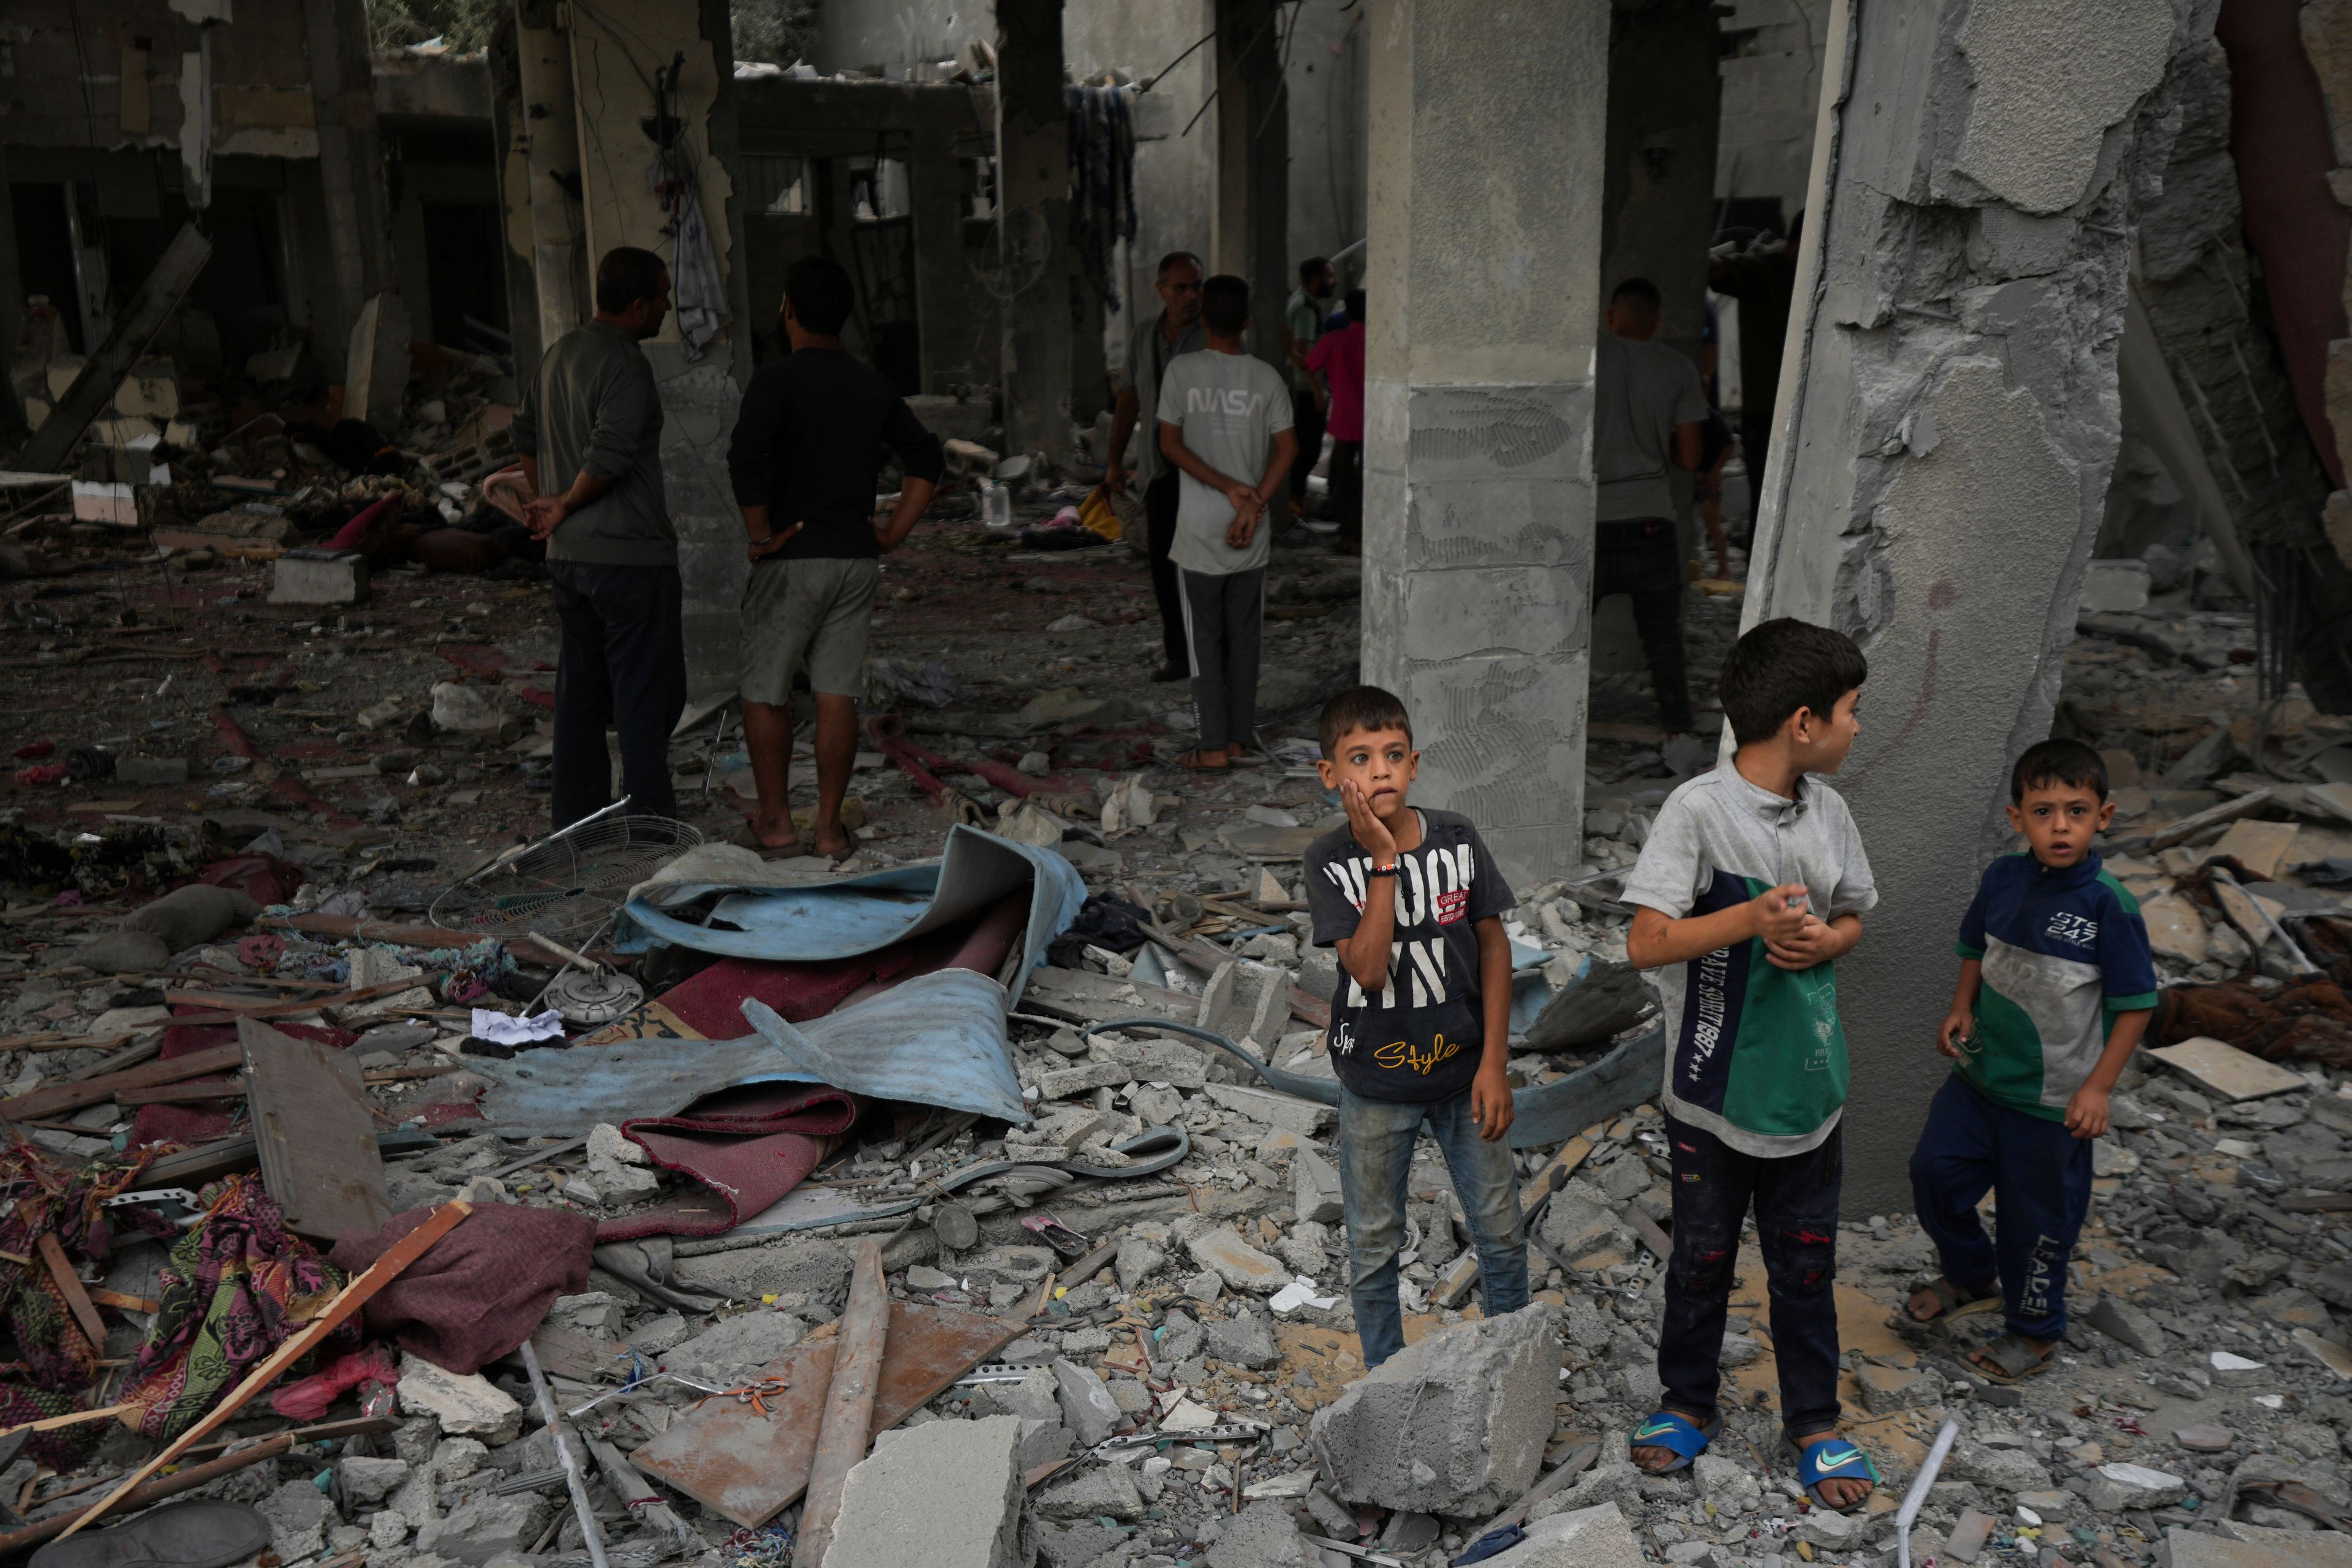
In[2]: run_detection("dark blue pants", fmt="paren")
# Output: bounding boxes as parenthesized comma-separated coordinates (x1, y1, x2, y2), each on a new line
(1908, 1074, 2092, 1343)
(546, 561, 687, 830)
(1658, 1114, 1843, 1439)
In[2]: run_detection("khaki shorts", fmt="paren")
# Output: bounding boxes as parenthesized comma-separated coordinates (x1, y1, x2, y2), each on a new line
(738, 556, 879, 704)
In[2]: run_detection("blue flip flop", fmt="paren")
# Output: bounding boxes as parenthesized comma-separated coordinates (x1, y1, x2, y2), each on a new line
(1630, 1410, 1722, 1473)
(1783, 1433, 1881, 1510)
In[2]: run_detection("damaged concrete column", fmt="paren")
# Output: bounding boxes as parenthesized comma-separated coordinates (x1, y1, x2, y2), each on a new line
(1359, 0, 1610, 887)
(488, 18, 546, 375)
(1743, 0, 2206, 1210)
(1212, 0, 1289, 368)
(514, 0, 587, 354)
(301, 0, 396, 372)
(995, 0, 1077, 462)
(564, 0, 758, 692)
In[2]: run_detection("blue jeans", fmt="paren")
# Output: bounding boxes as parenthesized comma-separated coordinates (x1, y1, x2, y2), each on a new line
(1337, 1086, 1529, 1369)
(1909, 1074, 2092, 1343)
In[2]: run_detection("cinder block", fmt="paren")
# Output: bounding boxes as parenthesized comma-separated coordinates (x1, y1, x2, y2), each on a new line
(270, 551, 369, 605)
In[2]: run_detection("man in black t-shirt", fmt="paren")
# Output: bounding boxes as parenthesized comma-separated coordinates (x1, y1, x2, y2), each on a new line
(1305, 685, 1531, 1368)
(724, 256, 944, 859)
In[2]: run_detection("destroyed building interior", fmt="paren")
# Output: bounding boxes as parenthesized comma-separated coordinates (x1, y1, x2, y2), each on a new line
(6, 0, 2352, 1566)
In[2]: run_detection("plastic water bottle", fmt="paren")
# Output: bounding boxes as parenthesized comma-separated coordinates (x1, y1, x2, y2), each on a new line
(981, 481, 1014, 530)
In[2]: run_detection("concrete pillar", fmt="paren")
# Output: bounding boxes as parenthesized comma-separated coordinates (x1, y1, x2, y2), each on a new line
(996, 0, 1076, 460)
(516, 0, 587, 356)
(301, 0, 395, 377)
(1743, 0, 2202, 1213)
(0, 143, 24, 436)
(1212, 0, 1289, 366)
(488, 17, 546, 377)
(1360, 0, 1610, 889)
(565, 0, 756, 693)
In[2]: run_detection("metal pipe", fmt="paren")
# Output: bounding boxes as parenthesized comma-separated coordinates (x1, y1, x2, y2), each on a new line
(519, 1339, 609, 1568)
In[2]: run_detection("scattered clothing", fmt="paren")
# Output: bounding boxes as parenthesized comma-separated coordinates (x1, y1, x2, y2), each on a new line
(723, 347, 946, 560)
(1951, 850, 2157, 1120)
(1657, 1113, 1843, 1439)
(1594, 333, 1706, 526)
(1178, 567, 1265, 752)
(123, 1176, 355, 1442)
(1306, 809, 1512, 1104)
(1338, 1084, 1528, 1368)
(1623, 766, 1877, 1158)
(1909, 1073, 2091, 1343)
(548, 560, 687, 827)
(1065, 85, 1139, 310)
(331, 1204, 597, 1374)
(511, 319, 674, 567)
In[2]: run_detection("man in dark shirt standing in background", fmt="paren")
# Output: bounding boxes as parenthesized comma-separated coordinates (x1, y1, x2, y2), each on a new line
(513, 246, 684, 829)
(726, 256, 944, 859)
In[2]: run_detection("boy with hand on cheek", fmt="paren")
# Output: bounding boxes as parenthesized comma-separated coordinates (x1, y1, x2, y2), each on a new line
(1622, 618, 1879, 1512)
(1303, 685, 1528, 1370)
(1904, 739, 2155, 1385)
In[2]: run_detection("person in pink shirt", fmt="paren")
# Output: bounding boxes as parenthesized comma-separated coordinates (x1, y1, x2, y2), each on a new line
(1306, 289, 1367, 554)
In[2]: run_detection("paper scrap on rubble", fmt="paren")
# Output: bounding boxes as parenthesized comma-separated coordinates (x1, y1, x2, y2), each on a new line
(1159, 1396, 1222, 1431)
(473, 1009, 567, 1046)
(1269, 1277, 1338, 1315)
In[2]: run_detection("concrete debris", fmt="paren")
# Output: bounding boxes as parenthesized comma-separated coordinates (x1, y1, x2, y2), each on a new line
(1206, 1498, 1315, 1567)
(1050, 1357, 1122, 1446)
(828, 1414, 1025, 1568)
(396, 1354, 523, 1444)
(1313, 1304, 1556, 1515)
(1475, 1502, 1648, 1568)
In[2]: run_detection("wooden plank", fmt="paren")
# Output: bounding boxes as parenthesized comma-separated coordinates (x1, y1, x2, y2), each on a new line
(56, 1201, 472, 1539)
(37, 1234, 107, 1350)
(1434, 1134, 1594, 1308)
(0, 1402, 131, 1440)
(239, 1017, 390, 1240)
(800, 1240, 887, 1567)
(631, 1300, 1021, 1529)
(115, 1077, 246, 1106)
(0, 1042, 243, 1122)
(0, 1431, 298, 1556)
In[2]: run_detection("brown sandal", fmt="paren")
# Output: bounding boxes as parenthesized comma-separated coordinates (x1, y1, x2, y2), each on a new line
(1964, 1332, 2055, 1384)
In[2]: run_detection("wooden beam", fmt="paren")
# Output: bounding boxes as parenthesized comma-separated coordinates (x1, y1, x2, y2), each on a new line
(56, 1201, 473, 1540)
(799, 1238, 888, 1568)
(37, 1234, 107, 1350)
(0, 1042, 243, 1122)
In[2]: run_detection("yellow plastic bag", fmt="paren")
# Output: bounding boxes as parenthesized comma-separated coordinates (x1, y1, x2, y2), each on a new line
(1078, 484, 1123, 542)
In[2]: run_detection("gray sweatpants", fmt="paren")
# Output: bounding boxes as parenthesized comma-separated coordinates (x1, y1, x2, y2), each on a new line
(1179, 567, 1264, 751)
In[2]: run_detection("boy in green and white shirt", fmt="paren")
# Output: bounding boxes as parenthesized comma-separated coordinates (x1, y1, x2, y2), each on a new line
(1621, 618, 1879, 1513)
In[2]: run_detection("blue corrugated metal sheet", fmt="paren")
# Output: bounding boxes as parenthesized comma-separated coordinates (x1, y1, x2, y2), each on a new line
(612, 824, 1085, 1008)
(470, 969, 1030, 1134)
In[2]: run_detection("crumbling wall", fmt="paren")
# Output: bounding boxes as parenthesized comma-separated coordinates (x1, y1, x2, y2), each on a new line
(1746, 0, 2211, 1212)
(1714, 0, 1833, 223)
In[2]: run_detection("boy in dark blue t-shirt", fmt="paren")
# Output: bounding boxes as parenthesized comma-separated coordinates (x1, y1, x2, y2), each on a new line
(1303, 685, 1526, 1368)
(1904, 739, 2157, 1384)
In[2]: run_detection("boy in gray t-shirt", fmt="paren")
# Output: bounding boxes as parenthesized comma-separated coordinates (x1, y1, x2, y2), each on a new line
(1157, 274, 1296, 771)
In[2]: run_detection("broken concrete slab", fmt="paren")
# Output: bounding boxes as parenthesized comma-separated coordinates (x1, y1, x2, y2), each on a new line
(2149, 1038, 2310, 1102)
(1207, 1499, 1314, 1567)
(1052, 1359, 1122, 1447)
(1185, 1226, 1291, 1294)
(827, 1414, 1025, 1568)
(1944, 1507, 1999, 1563)
(1115, 1235, 1167, 1292)
(2082, 1294, 2168, 1356)
(1474, 1502, 1648, 1568)
(673, 1235, 855, 1299)
(2155, 1530, 2352, 1568)
(1691, 1453, 1761, 1513)
(413, 1493, 554, 1565)
(2084, 1462, 2188, 1512)
(1033, 1461, 1145, 1522)
(1293, 1146, 1344, 1224)
(1206, 1309, 1281, 1370)
(257, 1477, 331, 1559)
(339, 1454, 411, 1503)
(1946, 1439, 2052, 1494)
(270, 551, 369, 606)
(1204, 1081, 1333, 1137)
(1311, 1303, 1555, 1515)
(1857, 1362, 1939, 1413)
(398, 1354, 522, 1443)
(667, 1308, 807, 1387)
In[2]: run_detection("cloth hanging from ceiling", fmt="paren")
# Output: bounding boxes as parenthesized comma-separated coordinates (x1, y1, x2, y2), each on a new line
(1065, 83, 1137, 311)
(650, 154, 729, 363)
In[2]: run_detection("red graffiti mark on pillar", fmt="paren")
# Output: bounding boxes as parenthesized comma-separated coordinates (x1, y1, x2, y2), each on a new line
(1847, 580, 1954, 784)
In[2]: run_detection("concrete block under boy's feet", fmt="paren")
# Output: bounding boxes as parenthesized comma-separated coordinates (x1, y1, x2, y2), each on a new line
(271, 549, 369, 605)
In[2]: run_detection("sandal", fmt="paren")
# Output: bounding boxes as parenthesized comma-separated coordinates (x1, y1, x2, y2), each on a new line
(30, 1500, 273, 1568)
(1782, 1432, 1880, 1512)
(728, 824, 804, 860)
(1629, 1409, 1722, 1474)
(1901, 1275, 2000, 1329)
(1963, 1331, 2054, 1385)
